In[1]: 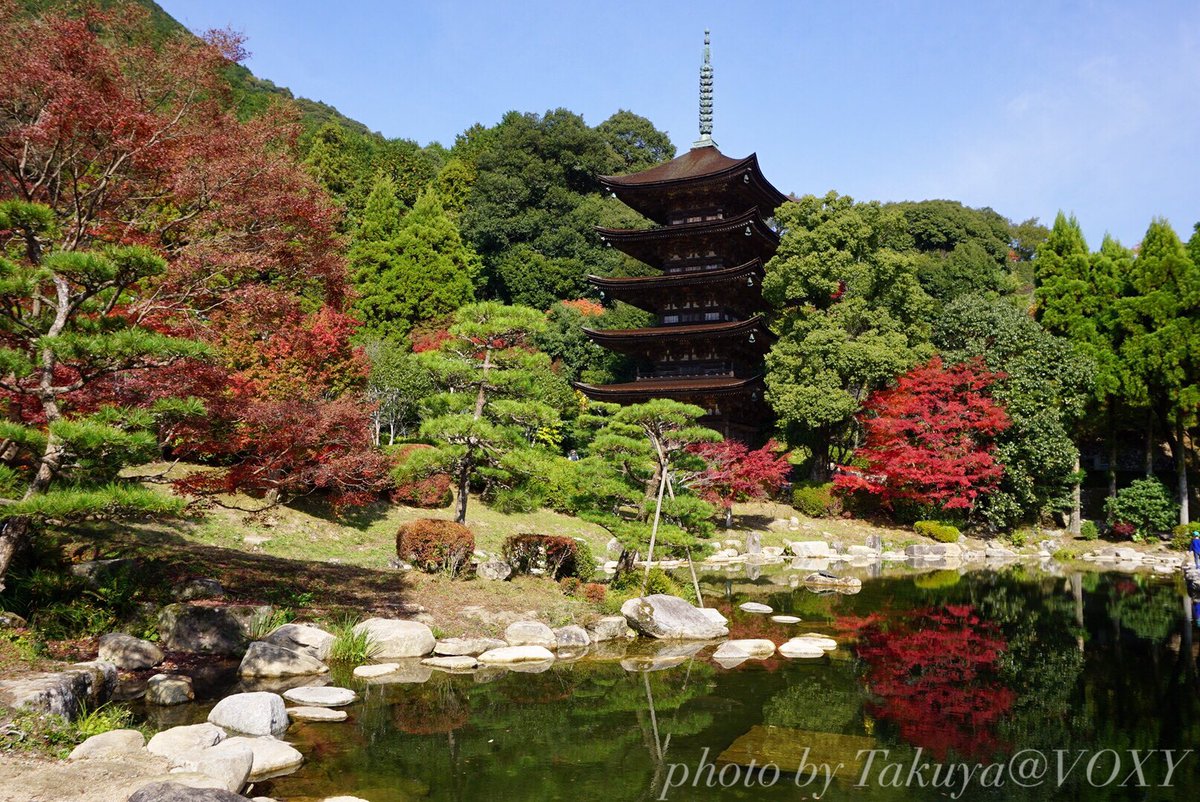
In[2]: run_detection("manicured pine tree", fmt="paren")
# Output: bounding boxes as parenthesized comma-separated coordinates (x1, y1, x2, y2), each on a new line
(574, 400, 719, 591)
(0, 201, 206, 589)
(416, 302, 560, 523)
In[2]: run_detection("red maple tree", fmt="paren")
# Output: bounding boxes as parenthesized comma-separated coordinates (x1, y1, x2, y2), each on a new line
(689, 440, 791, 528)
(0, 2, 389, 508)
(834, 357, 1010, 512)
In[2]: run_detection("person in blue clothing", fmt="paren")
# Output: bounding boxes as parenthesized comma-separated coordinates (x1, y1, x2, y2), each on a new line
(1192, 531, 1200, 568)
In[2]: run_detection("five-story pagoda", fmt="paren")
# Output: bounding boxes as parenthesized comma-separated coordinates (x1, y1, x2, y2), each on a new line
(576, 32, 787, 442)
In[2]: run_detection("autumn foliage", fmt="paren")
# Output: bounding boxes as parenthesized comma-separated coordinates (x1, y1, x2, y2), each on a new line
(689, 440, 791, 520)
(835, 357, 1010, 512)
(396, 519, 475, 577)
(0, 2, 389, 509)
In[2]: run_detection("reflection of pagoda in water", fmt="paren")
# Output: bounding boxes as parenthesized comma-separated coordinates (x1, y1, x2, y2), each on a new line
(575, 32, 787, 442)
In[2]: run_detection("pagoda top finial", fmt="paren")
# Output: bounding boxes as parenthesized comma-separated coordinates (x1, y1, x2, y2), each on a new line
(694, 29, 716, 148)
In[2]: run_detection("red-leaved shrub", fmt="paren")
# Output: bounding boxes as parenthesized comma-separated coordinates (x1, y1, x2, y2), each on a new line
(581, 583, 607, 604)
(397, 519, 474, 577)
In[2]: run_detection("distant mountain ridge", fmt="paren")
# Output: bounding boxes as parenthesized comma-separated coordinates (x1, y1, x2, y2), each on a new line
(19, 0, 381, 138)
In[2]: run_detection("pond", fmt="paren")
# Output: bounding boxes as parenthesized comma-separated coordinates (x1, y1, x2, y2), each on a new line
(207, 568, 1200, 801)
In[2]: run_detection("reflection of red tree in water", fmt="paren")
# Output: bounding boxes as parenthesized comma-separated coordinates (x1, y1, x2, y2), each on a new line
(856, 605, 1014, 761)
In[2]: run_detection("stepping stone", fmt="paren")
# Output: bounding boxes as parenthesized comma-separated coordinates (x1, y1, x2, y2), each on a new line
(282, 686, 357, 708)
(477, 645, 555, 665)
(352, 663, 399, 678)
(421, 655, 478, 671)
(739, 602, 773, 614)
(712, 639, 776, 660)
(770, 615, 801, 624)
(221, 735, 304, 781)
(778, 639, 825, 659)
(287, 706, 348, 722)
(798, 634, 838, 650)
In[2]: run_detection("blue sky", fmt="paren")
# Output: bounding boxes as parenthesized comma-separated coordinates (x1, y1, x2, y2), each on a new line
(159, 0, 1199, 249)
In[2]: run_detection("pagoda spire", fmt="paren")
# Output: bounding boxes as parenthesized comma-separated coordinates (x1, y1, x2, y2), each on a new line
(694, 29, 716, 148)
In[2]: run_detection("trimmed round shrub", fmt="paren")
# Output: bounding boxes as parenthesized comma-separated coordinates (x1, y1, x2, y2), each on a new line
(914, 520, 961, 543)
(792, 481, 842, 518)
(581, 582, 607, 604)
(397, 519, 475, 577)
(1104, 479, 1177, 540)
(1079, 520, 1099, 541)
(502, 534, 595, 580)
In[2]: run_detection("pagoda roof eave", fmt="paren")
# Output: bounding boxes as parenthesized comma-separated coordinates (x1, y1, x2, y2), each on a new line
(575, 374, 765, 400)
(598, 149, 788, 210)
(587, 259, 764, 290)
(596, 208, 779, 246)
(582, 315, 775, 347)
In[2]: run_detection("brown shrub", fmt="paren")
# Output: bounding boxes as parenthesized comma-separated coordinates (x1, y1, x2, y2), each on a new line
(581, 583, 607, 604)
(503, 534, 594, 580)
(397, 519, 474, 577)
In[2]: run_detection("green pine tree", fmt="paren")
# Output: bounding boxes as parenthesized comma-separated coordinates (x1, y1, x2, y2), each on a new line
(0, 201, 206, 589)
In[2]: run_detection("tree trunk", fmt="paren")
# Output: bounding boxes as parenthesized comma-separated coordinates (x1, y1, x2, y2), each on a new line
(1068, 453, 1082, 536)
(1177, 418, 1189, 526)
(809, 434, 831, 483)
(1145, 411, 1155, 477)
(0, 517, 30, 592)
(454, 463, 470, 524)
(1107, 401, 1118, 498)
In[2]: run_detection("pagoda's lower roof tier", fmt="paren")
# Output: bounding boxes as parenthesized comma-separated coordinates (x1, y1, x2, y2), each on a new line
(596, 208, 778, 269)
(589, 259, 767, 316)
(583, 316, 775, 356)
(575, 374, 764, 402)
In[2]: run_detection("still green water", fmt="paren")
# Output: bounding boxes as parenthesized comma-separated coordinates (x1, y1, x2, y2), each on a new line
(252, 568, 1199, 802)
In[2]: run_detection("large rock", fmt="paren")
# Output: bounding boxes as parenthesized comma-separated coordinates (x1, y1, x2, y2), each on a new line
(554, 625, 591, 650)
(477, 559, 512, 581)
(282, 686, 357, 707)
(70, 557, 135, 586)
(147, 723, 227, 760)
(620, 595, 729, 640)
(477, 645, 556, 665)
(128, 783, 247, 802)
(98, 633, 164, 670)
(905, 543, 963, 559)
(504, 620, 557, 649)
(0, 660, 117, 719)
(0, 610, 27, 629)
(261, 623, 335, 661)
(173, 578, 226, 602)
(157, 603, 273, 655)
(222, 736, 304, 781)
(789, 541, 832, 558)
(434, 637, 507, 656)
(352, 618, 435, 659)
(169, 739, 254, 793)
(587, 616, 635, 642)
(207, 692, 288, 736)
(146, 674, 195, 706)
(68, 728, 145, 761)
(238, 641, 329, 678)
